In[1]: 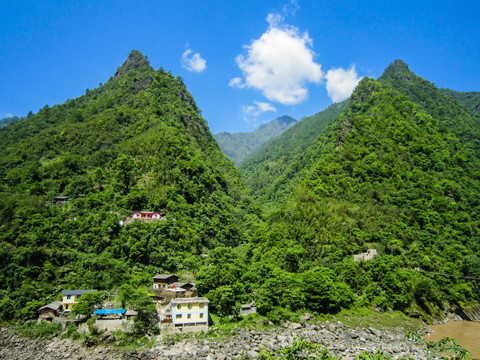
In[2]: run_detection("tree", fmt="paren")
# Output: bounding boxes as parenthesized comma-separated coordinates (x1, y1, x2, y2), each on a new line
(71, 291, 105, 318)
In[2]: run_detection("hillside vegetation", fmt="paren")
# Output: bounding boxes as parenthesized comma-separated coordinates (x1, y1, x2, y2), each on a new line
(201, 62, 480, 321)
(214, 115, 296, 165)
(0, 50, 260, 321)
(239, 102, 347, 209)
(1, 55, 479, 326)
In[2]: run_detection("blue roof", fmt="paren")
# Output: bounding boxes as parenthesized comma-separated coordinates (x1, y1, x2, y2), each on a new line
(94, 309, 126, 315)
(62, 290, 97, 296)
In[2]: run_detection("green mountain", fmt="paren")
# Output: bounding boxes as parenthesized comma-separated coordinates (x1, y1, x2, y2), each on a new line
(214, 115, 297, 165)
(0, 116, 23, 129)
(239, 102, 346, 209)
(200, 61, 480, 320)
(0, 50, 260, 321)
(440, 88, 480, 121)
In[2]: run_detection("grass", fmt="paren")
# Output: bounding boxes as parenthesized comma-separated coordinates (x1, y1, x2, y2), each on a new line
(316, 307, 425, 332)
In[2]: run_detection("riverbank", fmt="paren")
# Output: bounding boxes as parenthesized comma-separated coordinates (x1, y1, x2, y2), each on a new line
(0, 320, 432, 360)
(426, 320, 480, 358)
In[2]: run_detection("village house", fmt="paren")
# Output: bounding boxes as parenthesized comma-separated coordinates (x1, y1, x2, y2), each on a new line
(152, 274, 179, 290)
(131, 211, 164, 220)
(37, 301, 63, 322)
(62, 290, 96, 312)
(353, 249, 378, 262)
(170, 297, 209, 332)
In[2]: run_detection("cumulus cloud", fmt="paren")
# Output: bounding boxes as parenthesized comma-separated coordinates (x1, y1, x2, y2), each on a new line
(325, 65, 363, 102)
(243, 101, 276, 123)
(232, 14, 323, 105)
(6, 113, 12, 117)
(181, 48, 207, 73)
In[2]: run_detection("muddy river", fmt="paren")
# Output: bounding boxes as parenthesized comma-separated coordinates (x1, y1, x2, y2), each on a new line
(426, 320, 480, 358)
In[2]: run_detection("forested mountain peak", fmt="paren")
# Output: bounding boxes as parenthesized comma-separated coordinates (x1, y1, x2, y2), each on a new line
(258, 115, 296, 131)
(378, 59, 415, 83)
(114, 49, 152, 77)
(0, 52, 260, 321)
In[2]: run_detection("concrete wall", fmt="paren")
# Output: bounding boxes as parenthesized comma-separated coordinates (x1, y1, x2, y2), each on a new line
(93, 319, 134, 333)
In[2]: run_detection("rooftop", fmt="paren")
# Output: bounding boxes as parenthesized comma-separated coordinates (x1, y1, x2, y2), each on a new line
(37, 301, 63, 311)
(94, 309, 126, 315)
(171, 297, 209, 304)
(62, 290, 97, 296)
(153, 274, 178, 280)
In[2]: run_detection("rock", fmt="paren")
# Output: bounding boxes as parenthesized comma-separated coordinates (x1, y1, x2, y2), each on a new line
(328, 324, 337, 332)
(368, 327, 382, 337)
(288, 322, 302, 331)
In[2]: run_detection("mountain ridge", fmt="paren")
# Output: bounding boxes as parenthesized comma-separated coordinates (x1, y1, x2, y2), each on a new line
(214, 115, 296, 165)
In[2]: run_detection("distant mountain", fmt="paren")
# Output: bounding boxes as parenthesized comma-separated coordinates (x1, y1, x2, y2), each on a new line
(214, 115, 296, 165)
(239, 102, 346, 209)
(0, 116, 23, 129)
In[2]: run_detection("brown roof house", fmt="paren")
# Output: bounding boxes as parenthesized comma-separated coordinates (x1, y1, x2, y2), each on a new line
(153, 274, 179, 290)
(37, 301, 63, 322)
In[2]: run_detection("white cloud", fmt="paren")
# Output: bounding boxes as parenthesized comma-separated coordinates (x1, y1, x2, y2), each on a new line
(6, 113, 13, 117)
(282, 0, 299, 17)
(243, 101, 276, 123)
(325, 65, 363, 102)
(234, 14, 323, 105)
(228, 77, 245, 88)
(181, 48, 207, 73)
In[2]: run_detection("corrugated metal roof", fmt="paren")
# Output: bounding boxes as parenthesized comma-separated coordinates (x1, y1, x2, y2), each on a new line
(94, 309, 126, 315)
(62, 290, 97, 296)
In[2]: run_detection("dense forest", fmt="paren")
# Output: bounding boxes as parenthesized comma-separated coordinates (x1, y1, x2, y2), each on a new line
(1, 53, 479, 326)
(214, 115, 296, 166)
(239, 101, 347, 210)
(0, 50, 260, 321)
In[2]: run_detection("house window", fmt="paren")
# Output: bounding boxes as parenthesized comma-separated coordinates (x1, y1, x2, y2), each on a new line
(199, 303, 204, 309)
(177, 304, 181, 310)
(65, 304, 69, 310)
(187, 314, 191, 319)
(176, 314, 182, 319)
(188, 304, 192, 309)
(200, 313, 204, 319)
(67, 295, 71, 300)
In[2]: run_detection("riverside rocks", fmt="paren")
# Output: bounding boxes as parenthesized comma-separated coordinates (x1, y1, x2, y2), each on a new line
(0, 321, 431, 360)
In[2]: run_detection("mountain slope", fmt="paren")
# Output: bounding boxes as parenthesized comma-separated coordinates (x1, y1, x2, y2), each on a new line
(205, 65, 480, 320)
(214, 115, 296, 165)
(440, 88, 480, 121)
(239, 102, 346, 209)
(0, 50, 260, 320)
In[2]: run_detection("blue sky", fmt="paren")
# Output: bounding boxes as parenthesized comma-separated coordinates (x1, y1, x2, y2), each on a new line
(1, 0, 479, 134)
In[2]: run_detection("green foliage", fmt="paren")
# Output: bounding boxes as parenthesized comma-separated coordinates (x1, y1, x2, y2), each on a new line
(240, 102, 347, 210)
(71, 291, 105, 318)
(15, 320, 62, 339)
(0, 50, 259, 322)
(237, 61, 480, 319)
